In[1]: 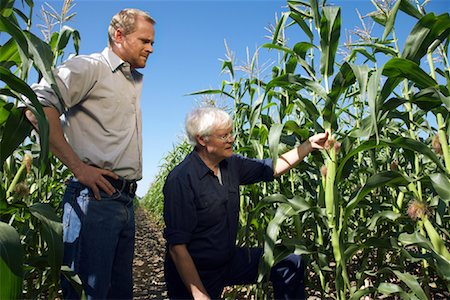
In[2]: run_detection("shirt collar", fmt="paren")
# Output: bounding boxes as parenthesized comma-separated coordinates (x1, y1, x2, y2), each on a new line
(101, 47, 129, 72)
(190, 150, 229, 179)
(190, 151, 212, 179)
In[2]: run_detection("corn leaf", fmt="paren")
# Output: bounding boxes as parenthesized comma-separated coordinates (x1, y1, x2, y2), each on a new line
(0, 66, 49, 172)
(402, 13, 450, 63)
(29, 203, 63, 283)
(0, 104, 31, 165)
(382, 57, 438, 89)
(0, 221, 23, 300)
(268, 123, 284, 169)
(429, 173, 450, 203)
(346, 171, 411, 215)
(319, 6, 341, 77)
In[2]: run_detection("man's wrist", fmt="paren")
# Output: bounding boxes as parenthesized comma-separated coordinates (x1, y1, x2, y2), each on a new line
(305, 139, 313, 153)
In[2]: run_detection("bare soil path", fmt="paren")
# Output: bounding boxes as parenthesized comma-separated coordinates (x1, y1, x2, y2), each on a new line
(133, 207, 168, 299)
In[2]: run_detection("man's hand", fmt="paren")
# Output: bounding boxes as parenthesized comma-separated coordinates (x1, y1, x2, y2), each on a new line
(25, 107, 119, 200)
(72, 163, 119, 200)
(308, 131, 329, 151)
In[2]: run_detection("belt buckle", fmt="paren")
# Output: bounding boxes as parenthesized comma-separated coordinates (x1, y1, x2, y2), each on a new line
(129, 181, 137, 196)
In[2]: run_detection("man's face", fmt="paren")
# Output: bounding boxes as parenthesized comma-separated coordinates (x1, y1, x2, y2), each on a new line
(203, 126, 235, 161)
(115, 16, 155, 69)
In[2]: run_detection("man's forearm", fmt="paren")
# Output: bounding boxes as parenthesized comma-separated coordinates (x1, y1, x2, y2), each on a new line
(25, 107, 118, 199)
(26, 106, 85, 175)
(274, 140, 313, 177)
(169, 244, 210, 300)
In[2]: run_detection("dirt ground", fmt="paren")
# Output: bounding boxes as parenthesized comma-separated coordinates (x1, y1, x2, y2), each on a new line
(132, 207, 168, 299)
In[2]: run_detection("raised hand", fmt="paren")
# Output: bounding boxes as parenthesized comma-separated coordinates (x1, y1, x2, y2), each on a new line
(308, 131, 329, 150)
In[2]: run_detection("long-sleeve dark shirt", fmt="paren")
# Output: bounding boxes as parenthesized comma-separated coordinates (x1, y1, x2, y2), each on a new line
(163, 150, 274, 270)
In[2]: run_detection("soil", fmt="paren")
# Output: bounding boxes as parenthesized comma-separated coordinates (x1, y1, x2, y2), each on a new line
(133, 207, 168, 299)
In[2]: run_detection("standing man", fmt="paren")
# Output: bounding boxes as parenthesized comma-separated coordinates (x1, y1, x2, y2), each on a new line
(25, 8, 155, 299)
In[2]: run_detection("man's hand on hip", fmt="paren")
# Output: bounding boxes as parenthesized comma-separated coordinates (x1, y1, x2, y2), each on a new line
(73, 163, 119, 200)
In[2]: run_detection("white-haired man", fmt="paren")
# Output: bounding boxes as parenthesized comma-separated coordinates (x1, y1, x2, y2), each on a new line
(163, 106, 329, 299)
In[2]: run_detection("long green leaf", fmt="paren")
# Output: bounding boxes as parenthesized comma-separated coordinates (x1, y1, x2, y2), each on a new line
(392, 270, 428, 300)
(24, 30, 61, 99)
(0, 38, 21, 69)
(402, 12, 450, 64)
(346, 171, 411, 214)
(289, 10, 313, 41)
(0, 66, 49, 171)
(0, 221, 23, 300)
(399, 231, 450, 280)
(0, 14, 30, 77)
(267, 74, 328, 100)
(310, 0, 320, 30)
(261, 203, 296, 281)
(337, 137, 447, 181)
(319, 6, 341, 77)
(57, 25, 80, 55)
(429, 173, 450, 203)
(382, 57, 438, 89)
(272, 12, 288, 45)
(368, 68, 383, 140)
(0, 104, 31, 165)
(268, 123, 284, 169)
(382, 0, 402, 41)
(29, 203, 63, 282)
(398, 0, 423, 20)
(188, 88, 234, 99)
(377, 282, 409, 298)
(367, 211, 401, 231)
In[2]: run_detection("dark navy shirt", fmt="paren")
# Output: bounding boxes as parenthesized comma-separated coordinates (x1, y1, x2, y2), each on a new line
(163, 150, 274, 270)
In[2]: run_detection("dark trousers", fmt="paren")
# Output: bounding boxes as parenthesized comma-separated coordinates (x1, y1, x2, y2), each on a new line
(165, 247, 305, 299)
(60, 179, 136, 300)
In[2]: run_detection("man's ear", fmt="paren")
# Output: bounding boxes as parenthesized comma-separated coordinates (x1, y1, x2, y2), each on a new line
(114, 28, 125, 43)
(196, 135, 207, 147)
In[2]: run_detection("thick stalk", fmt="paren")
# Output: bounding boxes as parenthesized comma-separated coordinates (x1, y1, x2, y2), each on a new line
(324, 147, 349, 298)
(325, 149, 336, 224)
(428, 52, 450, 172)
(423, 216, 450, 260)
(418, 218, 431, 296)
(437, 113, 450, 173)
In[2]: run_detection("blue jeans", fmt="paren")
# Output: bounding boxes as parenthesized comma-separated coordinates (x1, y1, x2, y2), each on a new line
(61, 179, 135, 299)
(165, 247, 305, 299)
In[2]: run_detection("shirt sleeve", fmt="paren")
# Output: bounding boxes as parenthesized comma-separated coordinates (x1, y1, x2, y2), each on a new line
(233, 154, 274, 185)
(163, 175, 197, 246)
(30, 56, 101, 115)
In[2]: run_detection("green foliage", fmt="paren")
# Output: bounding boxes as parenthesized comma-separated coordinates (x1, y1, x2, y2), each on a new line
(0, 0, 80, 298)
(172, 0, 450, 298)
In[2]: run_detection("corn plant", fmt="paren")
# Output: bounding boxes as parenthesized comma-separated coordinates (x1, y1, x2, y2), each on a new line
(0, 0, 80, 298)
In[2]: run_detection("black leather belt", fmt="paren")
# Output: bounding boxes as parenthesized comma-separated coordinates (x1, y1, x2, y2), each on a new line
(106, 176, 137, 197)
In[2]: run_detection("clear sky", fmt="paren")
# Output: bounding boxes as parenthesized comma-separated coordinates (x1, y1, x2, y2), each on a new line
(31, 0, 449, 197)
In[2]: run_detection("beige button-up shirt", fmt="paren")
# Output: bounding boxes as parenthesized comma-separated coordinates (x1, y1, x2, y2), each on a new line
(32, 47, 143, 180)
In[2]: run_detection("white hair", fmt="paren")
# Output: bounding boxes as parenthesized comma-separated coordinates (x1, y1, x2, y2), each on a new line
(185, 107, 232, 146)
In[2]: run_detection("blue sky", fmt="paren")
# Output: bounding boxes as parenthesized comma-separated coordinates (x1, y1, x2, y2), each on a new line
(31, 0, 449, 197)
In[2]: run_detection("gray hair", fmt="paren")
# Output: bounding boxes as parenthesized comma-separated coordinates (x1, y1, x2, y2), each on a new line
(108, 8, 156, 46)
(185, 107, 232, 146)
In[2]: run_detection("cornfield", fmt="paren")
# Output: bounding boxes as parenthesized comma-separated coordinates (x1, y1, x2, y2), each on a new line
(0, 0, 79, 298)
(183, 0, 450, 298)
(0, 0, 449, 299)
